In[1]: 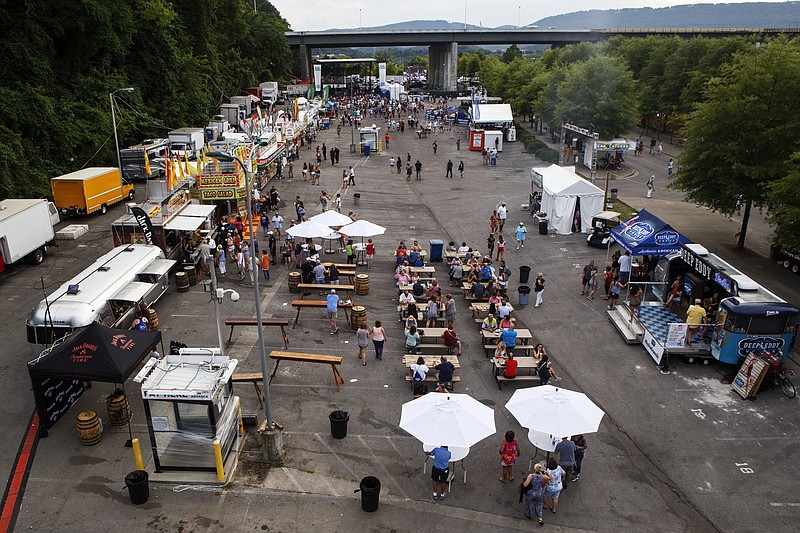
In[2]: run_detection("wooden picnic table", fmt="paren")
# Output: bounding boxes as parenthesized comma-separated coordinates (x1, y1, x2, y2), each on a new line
(481, 328, 533, 343)
(491, 357, 542, 389)
(402, 354, 461, 367)
(297, 283, 355, 299)
(291, 299, 354, 328)
(470, 302, 514, 318)
(444, 251, 469, 260)
(322, 262, 358, 270)
(224, 317, 290, 348)
(410, 266, 436, 274)
(269, 350, 345, 391)
(417, 327, 449, 342)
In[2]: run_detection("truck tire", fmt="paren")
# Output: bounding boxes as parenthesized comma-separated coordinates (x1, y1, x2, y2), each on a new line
(28, 247, 45, 265)
(100, 204, 108, 215)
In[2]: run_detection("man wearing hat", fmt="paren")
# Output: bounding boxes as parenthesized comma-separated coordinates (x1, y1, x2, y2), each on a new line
(515, 222, 528, 250)
(327, 289, 340, 335)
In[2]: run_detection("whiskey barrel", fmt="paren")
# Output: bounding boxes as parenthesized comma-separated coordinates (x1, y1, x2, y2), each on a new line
(76, 410, 102, 446)
(106, 390, 131, 427)
(184, 265, 198, 286)
(176, 271, 190, 293)
(145, 308, 159, 330)
(350, 305, 367, 330)
(355, 274, 369, 295)
(288, 271, 301, 293)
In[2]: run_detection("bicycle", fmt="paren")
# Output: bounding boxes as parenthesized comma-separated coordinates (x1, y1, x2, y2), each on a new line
(764, 361, 796, 398)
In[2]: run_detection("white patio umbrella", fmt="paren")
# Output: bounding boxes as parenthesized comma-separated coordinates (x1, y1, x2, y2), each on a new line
(286, 220, 335, 239)
(338, 219, 386, 238)
(399, 393, 496, 448)
(505, 385, 605, 437)
(310, 210, 353, 227)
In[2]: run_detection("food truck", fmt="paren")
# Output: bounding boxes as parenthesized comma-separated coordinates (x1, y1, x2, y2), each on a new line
(653, 243, 798, 365)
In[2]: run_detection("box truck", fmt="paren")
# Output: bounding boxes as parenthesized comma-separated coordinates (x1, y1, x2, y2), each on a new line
(51, 167, 134, 216)
(219, 104, 241, 130)
(0, 199, 59, 273)
(120, 138, 170, 181)
(168, 128, 206, 159)
(259, 81, 279, 105)
(230, 95, 254, 116)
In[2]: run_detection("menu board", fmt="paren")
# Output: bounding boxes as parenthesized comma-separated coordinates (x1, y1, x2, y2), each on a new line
(32, 377, 85, 429)
(731, 353, 769, 399)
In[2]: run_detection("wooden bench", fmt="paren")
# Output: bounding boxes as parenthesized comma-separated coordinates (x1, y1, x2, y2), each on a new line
(474, 317, 515, 324)
(494, 375, 541, 389)
(269, 350, 345, 391)
(231, 372, 269, 408)
(291, 300, 353, 328)
(224, 317, 290, 348)
(406, 343, 456, 353)
(405, 374, 462, 387)
(322, 262, 359, 269)
(297, 283, 355, 300)
(484, 344, 535, 357)
(403, 355, 461, 367)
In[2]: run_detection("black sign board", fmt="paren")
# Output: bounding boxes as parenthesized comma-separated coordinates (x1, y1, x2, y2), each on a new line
(32, 376, 85, 429)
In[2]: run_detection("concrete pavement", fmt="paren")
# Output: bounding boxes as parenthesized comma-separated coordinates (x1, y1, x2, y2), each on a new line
(4, 110, 800, 532)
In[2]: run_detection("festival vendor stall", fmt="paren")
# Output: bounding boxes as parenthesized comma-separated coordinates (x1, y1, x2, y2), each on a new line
(28, 322, 162, 438)
(111, 179, 198, 262)
(469, 103, 514, 151)
(133, 348, 241, 477)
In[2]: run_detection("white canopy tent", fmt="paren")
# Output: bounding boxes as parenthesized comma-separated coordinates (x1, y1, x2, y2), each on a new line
(471, 103, 513, 125)
(535, 164, 604, 235)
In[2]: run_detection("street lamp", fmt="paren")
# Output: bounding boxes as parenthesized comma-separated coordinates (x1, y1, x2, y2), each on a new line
(109, 87, 134, 174)
(207, 150, 279, 452)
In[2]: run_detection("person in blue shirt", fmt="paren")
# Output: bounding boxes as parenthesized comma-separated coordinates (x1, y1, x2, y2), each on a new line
(515, 222, 528, 250)
(327, 289, 340, 334)
(500, 325, 517, 353)
(426, 445, 451, 500)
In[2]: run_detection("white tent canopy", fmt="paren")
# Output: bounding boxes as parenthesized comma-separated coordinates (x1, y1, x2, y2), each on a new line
(472, 103, 513, 125)
(536, 164, 604, 235)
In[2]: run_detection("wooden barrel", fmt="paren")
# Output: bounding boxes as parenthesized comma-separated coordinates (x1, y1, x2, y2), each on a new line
(76, 410, 102, 446)
(355, 274, 370, 295)
(146, 308, 159, 330)
(288, 271, 301, 293)
(176, 271, 190, 292)
(184, 265, 198, 286)
(106, 390, 131, 426)
(350, 305, 367, 330)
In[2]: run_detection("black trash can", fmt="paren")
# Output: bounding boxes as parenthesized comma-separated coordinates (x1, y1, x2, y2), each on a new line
(429, 239, 444, 262)
(519, 265, 531, 284)
(538, 218, 549, 235)
(125, 470, 149, 505)
(609, 188, 618, 200)
(329, 410, 349, 439)
(353, 193, 361, 205)
(518, 285, 531, 306)
(355, 476, 381, 512)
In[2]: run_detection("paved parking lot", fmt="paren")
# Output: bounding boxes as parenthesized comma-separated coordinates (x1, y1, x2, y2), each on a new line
(3, 112, 799, 532)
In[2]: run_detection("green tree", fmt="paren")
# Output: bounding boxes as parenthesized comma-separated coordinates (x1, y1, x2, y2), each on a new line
(502, 44, 523, 63)
(554, 56, 638, 138)
(768, 157, 800, 250)
(673, 37, 800, 250)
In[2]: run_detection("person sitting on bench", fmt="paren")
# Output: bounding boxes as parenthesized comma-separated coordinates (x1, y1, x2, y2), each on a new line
(436, 356, 455, 390)
(442, 326, 462, 356)
(503, 353, 518, 379)
(472, 281, 485, 299)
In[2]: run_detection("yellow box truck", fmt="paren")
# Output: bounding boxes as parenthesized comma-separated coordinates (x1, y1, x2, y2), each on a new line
(51, 167, 134, 216)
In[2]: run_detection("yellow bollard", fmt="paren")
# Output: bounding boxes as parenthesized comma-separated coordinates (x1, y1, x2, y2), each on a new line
(132, 437, 144, 471)
(213, 439, 225, 482)
(236, 402, 244, 436)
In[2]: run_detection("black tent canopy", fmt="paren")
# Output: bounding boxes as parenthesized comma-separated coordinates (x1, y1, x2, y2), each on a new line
(28, 322, 161, 429)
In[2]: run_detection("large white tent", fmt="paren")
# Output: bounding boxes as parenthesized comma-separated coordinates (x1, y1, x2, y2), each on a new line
(535, 164, 604, 235)
(471, 103, 513, 125)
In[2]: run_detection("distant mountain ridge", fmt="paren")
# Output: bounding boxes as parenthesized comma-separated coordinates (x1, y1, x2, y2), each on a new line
(320, 4, 800, 32)
(533, 2, 800, 29)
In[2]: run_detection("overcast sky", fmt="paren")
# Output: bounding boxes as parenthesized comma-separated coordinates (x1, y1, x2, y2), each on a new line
(269, 0, 784, 31)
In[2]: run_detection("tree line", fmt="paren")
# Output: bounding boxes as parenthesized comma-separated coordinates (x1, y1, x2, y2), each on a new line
(0, 0, 292, 200)
(459, 37, 799, 250)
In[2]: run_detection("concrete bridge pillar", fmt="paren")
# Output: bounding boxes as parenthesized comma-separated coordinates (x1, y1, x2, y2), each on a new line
(428, 42, 458, 92)
(299, 45, 312, 81)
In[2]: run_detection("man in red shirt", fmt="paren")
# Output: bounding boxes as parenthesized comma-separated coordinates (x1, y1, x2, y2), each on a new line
(441, 326, 462, 356)
(366, 239, 375, 270)
(503, 353, 517, 379)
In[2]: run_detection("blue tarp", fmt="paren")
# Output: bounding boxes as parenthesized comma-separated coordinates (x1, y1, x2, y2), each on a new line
(610, 209, 691, 255)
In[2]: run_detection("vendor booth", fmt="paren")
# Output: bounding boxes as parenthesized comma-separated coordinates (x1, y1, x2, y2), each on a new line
(112, 182, 216, 264)
(359, 125, 380, 155)
(133, 348, 242, 476)
(610, 210, 691, 257)
(469, 103, 514, 151)
(534, 165, 604, 235)
(28, 322, 162, 433)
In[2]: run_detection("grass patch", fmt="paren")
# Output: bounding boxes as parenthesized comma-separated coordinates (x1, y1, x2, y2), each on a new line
(605, 198, 637, 221)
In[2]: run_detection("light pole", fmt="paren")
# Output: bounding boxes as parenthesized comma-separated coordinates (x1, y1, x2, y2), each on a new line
(109, 87, 134, 174)
(208, 150, 279, 456)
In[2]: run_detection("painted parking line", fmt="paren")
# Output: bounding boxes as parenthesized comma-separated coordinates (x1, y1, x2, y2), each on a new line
(0, 411, 40, 533)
